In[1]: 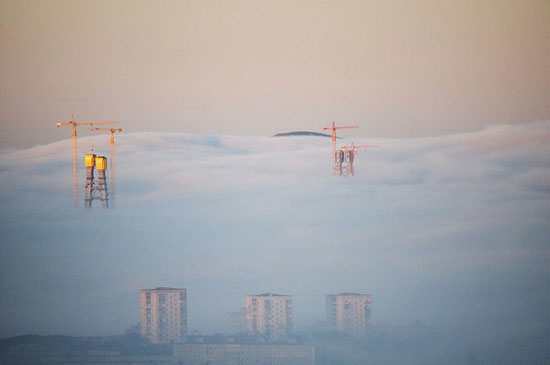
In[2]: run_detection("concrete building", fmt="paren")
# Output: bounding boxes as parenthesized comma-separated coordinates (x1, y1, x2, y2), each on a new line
(173, 343, 314, 365)
(140, 287, 187, 344)
(326, 293, 372, 337)
(246, 293, 292, 340)
(226, 307, 247, 334)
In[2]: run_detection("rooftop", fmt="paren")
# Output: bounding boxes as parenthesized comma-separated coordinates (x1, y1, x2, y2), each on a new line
(252, 293, 290, 297)
(329, 293, 372, 297)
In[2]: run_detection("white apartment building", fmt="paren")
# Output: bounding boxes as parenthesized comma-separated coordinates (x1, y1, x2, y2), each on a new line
(246, 293, 292, 340)
(140, 287, 187, 344)
(326, 293, 372, 337)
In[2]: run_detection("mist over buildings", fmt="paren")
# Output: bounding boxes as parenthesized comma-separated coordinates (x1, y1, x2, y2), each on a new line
(1, 1, 548, 362)
(1, 122, 548, 360)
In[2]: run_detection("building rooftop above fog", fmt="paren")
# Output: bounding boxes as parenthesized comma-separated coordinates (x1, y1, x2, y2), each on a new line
(141, 287, 185, 291)
(329, 293, 371, 296)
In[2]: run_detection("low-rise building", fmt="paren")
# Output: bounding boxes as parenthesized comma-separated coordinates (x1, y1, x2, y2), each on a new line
(173, 343, 314, 365)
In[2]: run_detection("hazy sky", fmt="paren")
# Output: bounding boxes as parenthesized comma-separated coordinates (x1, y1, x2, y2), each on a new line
(1, 0, 549, 149)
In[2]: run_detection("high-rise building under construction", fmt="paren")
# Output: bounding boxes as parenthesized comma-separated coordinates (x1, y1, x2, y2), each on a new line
(326, 293, 372, 337)
(84, 153, 109, 208)
(246, 293, 292, 340)
(140, 287, 187, 344)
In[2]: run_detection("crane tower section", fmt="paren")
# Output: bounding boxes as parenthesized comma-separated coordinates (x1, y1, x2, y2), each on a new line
(84, 153, 110, 209)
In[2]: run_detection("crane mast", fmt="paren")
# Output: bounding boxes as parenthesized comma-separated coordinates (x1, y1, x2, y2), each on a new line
(322, 121, 358, 157)
(89, 127, 122, 207)
(340, 143, 377, 177)
(323, 122, 359, 176)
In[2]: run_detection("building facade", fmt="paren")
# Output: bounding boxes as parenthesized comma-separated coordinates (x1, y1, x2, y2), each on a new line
(326, 293, 372, 337)
(140, 287, 187, 344)
(173, 343, 314, 365)
(246, 293, 292, 339)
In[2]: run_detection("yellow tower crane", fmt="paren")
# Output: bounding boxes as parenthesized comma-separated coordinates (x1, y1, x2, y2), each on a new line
(89, 127, 122, 207)
(56, 114, 119, 208)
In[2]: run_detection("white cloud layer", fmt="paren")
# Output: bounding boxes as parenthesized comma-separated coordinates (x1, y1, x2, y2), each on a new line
(0, 122, 549, 344)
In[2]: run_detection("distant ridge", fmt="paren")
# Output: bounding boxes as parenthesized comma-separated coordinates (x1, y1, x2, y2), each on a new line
(272, 131, 332, 138)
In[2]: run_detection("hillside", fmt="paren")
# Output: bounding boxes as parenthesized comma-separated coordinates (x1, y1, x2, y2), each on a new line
(272, 131, 332, 137)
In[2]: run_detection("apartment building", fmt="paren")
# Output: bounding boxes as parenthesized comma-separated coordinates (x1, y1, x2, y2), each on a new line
(326, 293, 372, 337)
(246, 293, 292, 340)
(140, 287, 187, 343)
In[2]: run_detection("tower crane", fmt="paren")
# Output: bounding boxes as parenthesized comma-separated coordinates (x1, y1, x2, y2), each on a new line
(341, 143, 378, 155)
(322, 121, 358, 156)
(341, 143, 378, 177)
(56, 114, 118, 208)
(89, 127, 122, 207)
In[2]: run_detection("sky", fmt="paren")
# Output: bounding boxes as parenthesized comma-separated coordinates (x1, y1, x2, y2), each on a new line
(1, 0, 549, 149)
